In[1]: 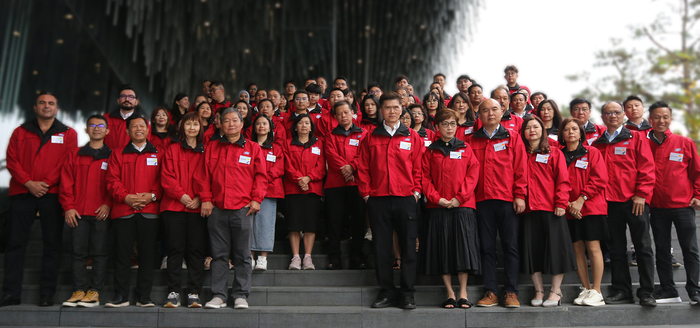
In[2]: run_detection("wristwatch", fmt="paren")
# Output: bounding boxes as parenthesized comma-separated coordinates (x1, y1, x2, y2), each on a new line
(580, 194, 588, 201)
(151, 193, 156, 202)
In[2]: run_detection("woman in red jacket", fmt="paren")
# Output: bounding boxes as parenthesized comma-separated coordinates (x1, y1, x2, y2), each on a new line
(536, 99, 563, 148)
(359, 94, 381, 132)
(519, 116, 576, 307)
(409, 104, 436, 147)
(420, 109, 480, 309)
(560, 118, 609, 307)
(283, 114, 326, 270)
(195, 101, 214, 134)
(450, 93, 476, 141)
(250, 114, 285, 271)
(149, 107, 175, 152)
(160, 112, 207, 308)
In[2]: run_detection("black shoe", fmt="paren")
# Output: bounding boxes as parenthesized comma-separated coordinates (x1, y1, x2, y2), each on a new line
(639, 295, 657, 307)
(136, 297, 155, 308)
(401, 296, 416, 310)
(39, 295, 54, 307)
(689, 291, 700, 305)
(105, 295, 130, 308)
(326, 259, 342, 270)
(348, 256, 366, 270)
(653, 289, 682, 304)
(0, 295, 20, 307)
(371, 297, 397, 308)
(604, 292, 634, 304)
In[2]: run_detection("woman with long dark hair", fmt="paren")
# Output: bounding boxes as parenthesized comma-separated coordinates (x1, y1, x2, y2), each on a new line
(170, 93, 189, 126)
(449, 93, 476, 141)
(536, 99, 564, 148)
(233, 101, 254, 138)
(359, 94, 382, 132)
(149, 107, 176, 152)
(195, 102, 214, 133)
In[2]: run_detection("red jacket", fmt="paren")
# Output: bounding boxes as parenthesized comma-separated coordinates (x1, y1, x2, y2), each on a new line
(260, 142, 285, 199)
(246, 116, 287, 149)
(324, 124, 367, 189)
(525, 148, 571, 212)
(592, 126, 655, 203)
(200, 136, 268, 210)
(563, 144, 608, 218)
(474, 111, 524, 134)
(358, 119, 379, 133)
(583, 121, 606, 146)
(284, 109, 324, 139)
(103, 109, 150, 151)
(106, 141, 164, 218)
(210, 100, 232, 116)
(422, 138, 480, 209)
(160, 142, 207, 213)
(466, 125, 528, 203)
(6, 119, 78, 196)
(649, 130, 700, 208)
(454, 120, 477, 142)
(625, 119, 652, 133)
(416, 127, 437, 148)
(357, 123, 424, 198)
(317, 108, 363, 141)
(148, 128, 174, 153)
(59, 144, 113, 216)
(283, 137, 326, 196)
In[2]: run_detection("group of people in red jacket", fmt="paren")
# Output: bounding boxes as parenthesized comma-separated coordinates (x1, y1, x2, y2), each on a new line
(2, 66, 699, 312)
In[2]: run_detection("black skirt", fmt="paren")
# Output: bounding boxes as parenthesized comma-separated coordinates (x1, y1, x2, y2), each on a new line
(285, 194, 322, 232)
(420, 207, 481, 276)
(567, 215, 609, 242)
(519, 211, 578, 275)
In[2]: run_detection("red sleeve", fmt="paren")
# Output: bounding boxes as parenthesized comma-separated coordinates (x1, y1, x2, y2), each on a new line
(582, 148, 608, 199)
(357, 134, 372, 198)
(512, 136, 528, 200)
(325, 135, 350, 174)
(161, 145, 187, 201)
(688, 138, 700, 200)
(455, 147, 480, 205)
(269, 147, 285, 180)
(199, 147, 214, 202)
(411, 133, 424, 194)
(283, 143, 304, 181)
(59, 151, 77, 212)
(421, 150, 441, 205)
(552, 150, 571, 210)
(106, 152, 128, 203)
(251, 145, 268, 202)
(634, 135, 655, 201)
(150, 152, 164, 200)
(308, 140, 327, 181)
(5, 129, 31, 187)
(45, 129, 78, 188)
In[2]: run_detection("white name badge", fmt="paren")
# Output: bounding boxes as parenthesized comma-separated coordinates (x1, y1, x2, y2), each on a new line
(450, 151, 461, 159)
(311, 146, 321, 155)
(353, 114, 358, 119)
(536, 153, 550, 164)
(424, 140, 432, 147)
(239, 155, 251, 165)
(146, 158, 158, 166)
(399, 141, 411, 150)
(465, 127, 474, 135)
(349, 139, 360, 146)
(315, 114, 321, 119)
(669, 152, 683, 162)
(51, 135, 64, 144)
(101, 162, 108, 170)
(587, 137, 596, 145)
(575, 160, 589, 169)
(494, 142, 507, 152)
(614, 147, 627, 155)
(548, 134, 558, 141)
(266, 154, 276, 162)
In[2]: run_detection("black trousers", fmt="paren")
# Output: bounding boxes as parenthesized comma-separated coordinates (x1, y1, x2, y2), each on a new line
(650, 207, 700, 295)
(476, 200, 520, 294)
(71, 216, 109, 292)
(2, 193, 63, 298)
(325, 186, 366, 263)
(367, 196, 418, 299)
(607, 201, 654, 297)
(162, 211, 208, 295)
(112, 214, 160, 300)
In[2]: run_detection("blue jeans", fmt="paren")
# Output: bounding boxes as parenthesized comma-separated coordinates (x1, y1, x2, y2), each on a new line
(251, 198, 277, 252)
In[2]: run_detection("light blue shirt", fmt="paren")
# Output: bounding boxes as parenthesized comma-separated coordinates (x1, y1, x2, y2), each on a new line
(484, 125, 501, 139)
(604, 126, 623, 142)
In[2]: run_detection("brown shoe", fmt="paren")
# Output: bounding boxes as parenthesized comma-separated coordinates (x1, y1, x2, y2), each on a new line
(476, 291, 498, 307)
(77, 290, 99, 308)
(505, 292, 520, 308)
(62, 291, 85, 307)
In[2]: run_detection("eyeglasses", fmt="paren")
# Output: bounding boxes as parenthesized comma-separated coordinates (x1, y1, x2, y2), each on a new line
(603, 111, 623, 117)
(369, 91, 381, 95)
(88, 123, 106, 129)
(571, 107, 590, 112)
(411, 111, 423, 116)
(440, 121, 457, 128)
(295, 98, 309, 102)
(426, 99, 437, 104)
(119, 95, 137, 100)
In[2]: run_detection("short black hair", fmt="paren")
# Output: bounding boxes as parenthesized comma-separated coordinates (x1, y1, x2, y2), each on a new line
(467, 84, 483, 94)
(433, 73, 446, 80)
(531, 92, 547, 100)
(379, 91, 401, 108)
(293, 90, 309, 100)
(329, 87, 346, 96)
(284, 80, 295, 87)
(125, 114, 148, 129)
(623, 95, 644, 108)
(457, 75, 471, 83)
(569, 97, 591, 110)
(305, 84, 322, 95)
(334, 76, 348, 84)
(119, 84, 138, 99)
(649, 101, 672, 115)
(209, 81, 224, 89)
(367, 82, 382, 90)
(246, 82, 257, 89)
(35, 92, 57, 105)
(86, 114, 108, 128)
(504, 65, 518, 74)
(395, 75, 409, 83)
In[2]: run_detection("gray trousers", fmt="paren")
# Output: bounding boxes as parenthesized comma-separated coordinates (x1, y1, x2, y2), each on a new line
(208, 207, 253, 301)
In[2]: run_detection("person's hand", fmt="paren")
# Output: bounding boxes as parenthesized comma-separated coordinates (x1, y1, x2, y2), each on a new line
(137, 193, 154, 206)
(364, 196, 369, 203)
(513, 198, 526, 214)
(95, 205, 110, 221)
(449, 198, 461, 208)
(632, 196, 646, 216)
(414, 194, 420, 202)
(125, 194, 144, 210)
(200, 201, 214, 217)
(340, 165, 354, 180)
(245, 200, 261, 216)
(180, 194, 194, 206)
(25, 181, 49, 198)
(187, 197, 201, 210)
(568, 197, 585, 218)
(438, 198, 451, 208)
(554, 207, 566, 217)
(65, 209, 81, 228)
(690, 198, 700, 211)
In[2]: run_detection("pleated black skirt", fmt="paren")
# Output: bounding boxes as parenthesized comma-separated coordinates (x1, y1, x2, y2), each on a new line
(285, 194, 321, 232)
(519, 211, 578, 275)
(420, 207, 481, 276)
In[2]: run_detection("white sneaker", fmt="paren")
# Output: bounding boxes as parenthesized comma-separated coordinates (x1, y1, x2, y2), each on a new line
(204, 297, 227, 309)
(573, 287, 590, 305)
(582, 289, 606, 306)
(255, 256, 268, 271)
(364, 229, 372, 241)
(302, 254, 315, 270)
(233, 298, 249, 309)
(289, 255, 301, 270)
(182, 259, 187, 270)
(160, 256, 168, 270)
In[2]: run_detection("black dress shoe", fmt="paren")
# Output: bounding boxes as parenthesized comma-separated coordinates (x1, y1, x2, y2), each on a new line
(39, 295, 54, 307)
(604, 292, 634, 304)
(348, 257, 366, 270)
(371, 297, 397, 308)
(105, 295, 130, 308)
(0, 295, 20, 307)
(639, 295, 657, 307)
(401, 296, 416, 310)
(326, 260, 342, 270)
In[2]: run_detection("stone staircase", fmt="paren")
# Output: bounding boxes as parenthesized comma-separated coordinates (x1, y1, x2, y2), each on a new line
(1, 214, 699, 327)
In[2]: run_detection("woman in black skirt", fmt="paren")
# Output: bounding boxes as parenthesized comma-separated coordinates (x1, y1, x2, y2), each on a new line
(559, 118, 609, 306)
(520, 116, 577, 307)
(283, 114, 326, 270)
(420, 109, 481, 309)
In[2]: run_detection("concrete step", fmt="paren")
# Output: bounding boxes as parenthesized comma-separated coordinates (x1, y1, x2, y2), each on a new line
(0, 303, 699, 328)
